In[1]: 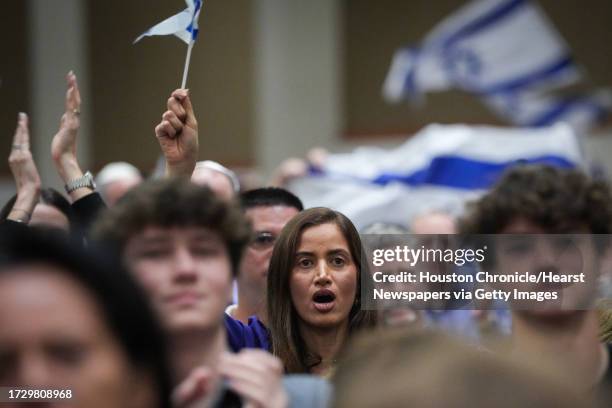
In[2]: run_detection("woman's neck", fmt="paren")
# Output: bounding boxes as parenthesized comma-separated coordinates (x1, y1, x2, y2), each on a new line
(300, 320, 349, 376)
(170, 325, 227, 385)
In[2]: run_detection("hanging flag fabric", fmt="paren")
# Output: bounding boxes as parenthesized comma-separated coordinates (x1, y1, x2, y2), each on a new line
(487, 89, 612, 130)
(288, 123, 583, 230)
(383, 0, 579, 100)
(134, 0, 202, 44)
(382, 0, 610, 132)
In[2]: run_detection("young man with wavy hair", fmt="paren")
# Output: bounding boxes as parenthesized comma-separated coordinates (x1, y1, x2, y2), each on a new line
(460, 164, 612, 396)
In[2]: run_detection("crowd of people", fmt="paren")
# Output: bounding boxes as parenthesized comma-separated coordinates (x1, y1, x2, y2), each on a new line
(1, 72, 611, 407)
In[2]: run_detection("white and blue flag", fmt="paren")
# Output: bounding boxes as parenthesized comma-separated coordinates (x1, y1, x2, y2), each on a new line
(134, 0, 202, 44)
(383, 0, 610, 132)
(486, 88, 612, 131)
(289, 124, 583, 229)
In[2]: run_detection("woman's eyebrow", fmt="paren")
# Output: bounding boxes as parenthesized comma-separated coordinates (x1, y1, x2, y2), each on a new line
(327, 249, 350, 256)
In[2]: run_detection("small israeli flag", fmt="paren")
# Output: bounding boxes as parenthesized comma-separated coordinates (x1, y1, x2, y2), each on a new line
(134, 0, 202, 44)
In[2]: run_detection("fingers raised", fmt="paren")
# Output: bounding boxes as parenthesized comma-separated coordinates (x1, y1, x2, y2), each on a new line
(65, 71, 82, 113)
(12, 112, 29, 147)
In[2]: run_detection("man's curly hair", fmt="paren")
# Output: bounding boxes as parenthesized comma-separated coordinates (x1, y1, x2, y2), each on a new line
(92, 178, 251, 275)
(460, 165, 612, 235)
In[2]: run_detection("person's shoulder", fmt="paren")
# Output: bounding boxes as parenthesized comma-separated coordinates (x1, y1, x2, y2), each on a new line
(225, 303, 237, 318)
(224, 314, 270, 352)
(246, 316, 269, 334)
(283, 374, 333, 408)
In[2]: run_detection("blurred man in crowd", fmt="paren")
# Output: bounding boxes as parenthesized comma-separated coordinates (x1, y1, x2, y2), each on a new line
(227, 187, 303, 323)
(96, 161, 143, 206)
(461, 164, 612, 394)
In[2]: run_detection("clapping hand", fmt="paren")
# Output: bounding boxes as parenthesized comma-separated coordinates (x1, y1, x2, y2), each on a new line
(7, 113, 40, 223)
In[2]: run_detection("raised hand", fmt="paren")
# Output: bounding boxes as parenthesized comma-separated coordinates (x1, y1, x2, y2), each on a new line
(269, 147, 329, 187)
(269, 157, 308, 187)
(219, 350, 288, 408)
(7, 113, 41, 223)
(51, 71, 81, 166)
(50, 71, 92, 201)
(155, 89, 199, 177)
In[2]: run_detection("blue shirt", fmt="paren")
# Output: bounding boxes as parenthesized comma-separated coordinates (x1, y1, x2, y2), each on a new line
(224, 314, 271, 352)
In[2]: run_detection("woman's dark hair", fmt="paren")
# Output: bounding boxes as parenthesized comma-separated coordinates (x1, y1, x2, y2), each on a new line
(0, 228, 172, 408)
(0, 188, 75, 227)
(267, 207, 377, 373)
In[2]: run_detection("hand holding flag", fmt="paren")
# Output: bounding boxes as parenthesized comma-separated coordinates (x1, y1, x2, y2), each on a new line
(155, 89, 199, 178)
(134, 0, 203, 88)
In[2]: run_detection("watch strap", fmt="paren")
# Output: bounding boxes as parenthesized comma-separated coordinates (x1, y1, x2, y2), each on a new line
(65, 171, 95, 193)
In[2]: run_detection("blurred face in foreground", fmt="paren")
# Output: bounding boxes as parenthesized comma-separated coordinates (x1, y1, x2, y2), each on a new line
(0, 265, 154, 408)
(124, 226, 233, 333)
(497, 217, 599, 316)
(290, 223, 357, 330)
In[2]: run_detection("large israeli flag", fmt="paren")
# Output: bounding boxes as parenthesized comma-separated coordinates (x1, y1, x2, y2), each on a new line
(134, 0, 202, 44)
(383, 0, 610, 132)
(487, 89, 612, 130)
(289, 123, 583, 229)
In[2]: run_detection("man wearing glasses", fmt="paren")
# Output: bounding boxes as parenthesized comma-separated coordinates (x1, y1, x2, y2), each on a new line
(227, 187, 304, 323)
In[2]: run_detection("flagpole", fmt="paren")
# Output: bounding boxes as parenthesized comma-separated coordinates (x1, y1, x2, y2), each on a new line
(181, 40, 195, 89)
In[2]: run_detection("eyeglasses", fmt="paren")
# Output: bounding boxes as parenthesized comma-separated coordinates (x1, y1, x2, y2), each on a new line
(250, 231, 278, 250)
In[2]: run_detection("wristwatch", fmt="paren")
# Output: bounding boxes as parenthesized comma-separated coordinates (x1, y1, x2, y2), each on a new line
(65, 171, 96, 193)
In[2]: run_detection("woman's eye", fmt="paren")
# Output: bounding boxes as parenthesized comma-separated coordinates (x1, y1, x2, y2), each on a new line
(297, 258, 313, 268)
(331, 257, 345, 267)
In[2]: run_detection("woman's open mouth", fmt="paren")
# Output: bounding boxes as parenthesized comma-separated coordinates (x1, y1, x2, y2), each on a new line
(312, 289, 336, 313)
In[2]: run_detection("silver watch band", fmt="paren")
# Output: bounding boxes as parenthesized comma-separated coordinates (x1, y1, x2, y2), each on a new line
(65, 171, 96, 193)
